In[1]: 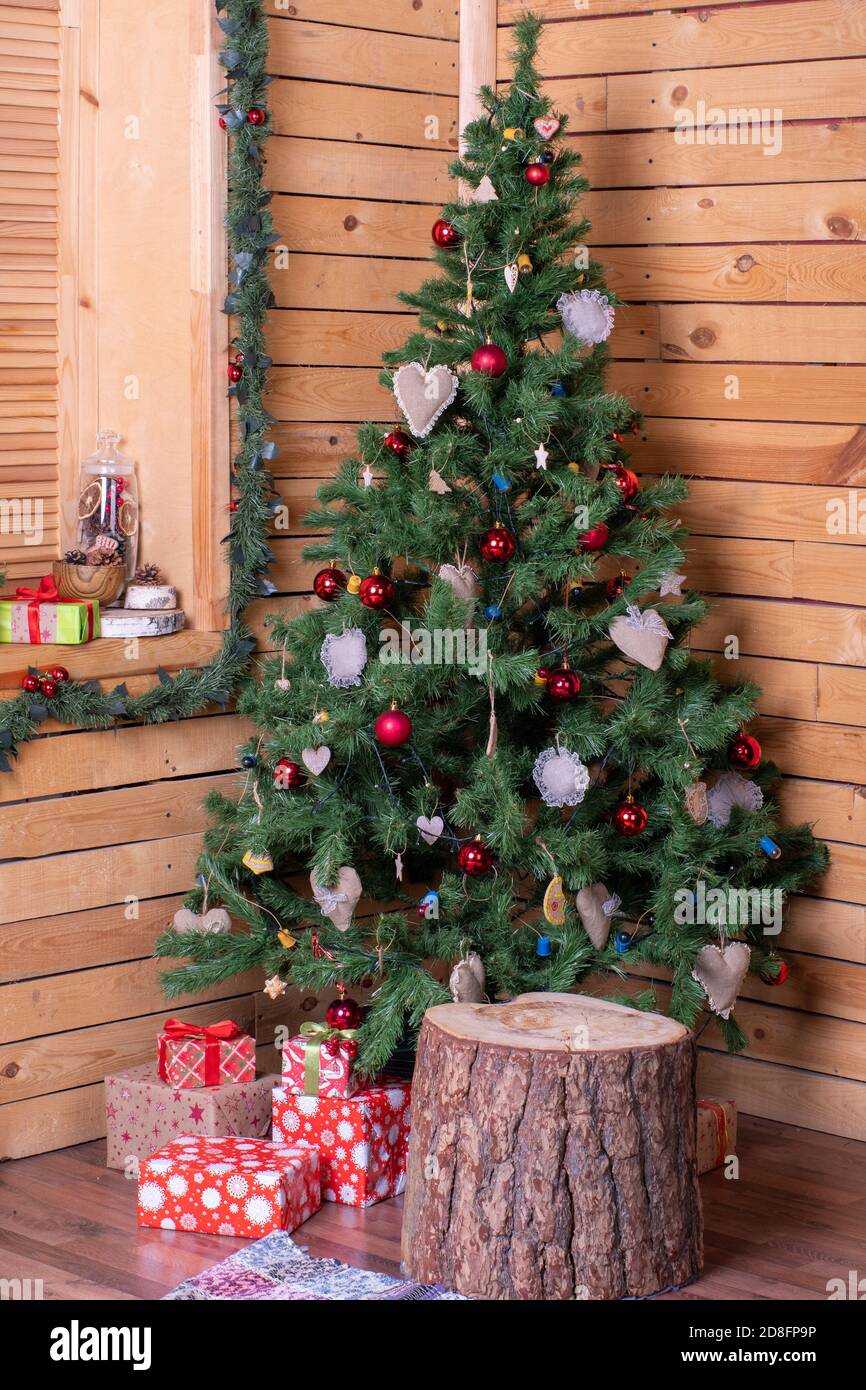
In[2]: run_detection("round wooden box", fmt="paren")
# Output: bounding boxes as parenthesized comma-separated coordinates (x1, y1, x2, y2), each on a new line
(52, 560, 125, 606)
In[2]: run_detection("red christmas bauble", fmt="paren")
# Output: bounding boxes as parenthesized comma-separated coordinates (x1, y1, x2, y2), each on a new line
(48, 665, 69, 683)
(471, 342, 507, 377)
(21, 673, 40, 693)
(546, 666, 581, 700)
(606, 573, 628, 601)
(326, 996, 362, 1029)
(383, 428, 412, 461)
(359, 571, 395, 609)
(374, 707, 412, 747)
(457, 839, 492, 876)
(534, 666, 550, 686)
(763, 960, 789, 987)
(40, 677, 59, 699)
(729, 733, 762, 770)
(312, 566, 347, 602)
(612, 465, 640, 502)
(273, 759, 306, 790)
(613, 797, 648, 836)
(578, 521, 609, 552)
(218, 115, 228, 130)
(247, 107, 266, 126)
(432, 217, 460, 249)
(227, 360, 243, 384)
(525, 162, 550, 186)
(479, 523, 515, 563)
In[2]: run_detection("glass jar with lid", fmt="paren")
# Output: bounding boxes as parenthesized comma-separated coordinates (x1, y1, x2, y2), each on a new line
(76, 430, 139, 579)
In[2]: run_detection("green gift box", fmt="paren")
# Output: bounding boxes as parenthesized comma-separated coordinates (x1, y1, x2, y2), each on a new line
(0, 578, 100, 644)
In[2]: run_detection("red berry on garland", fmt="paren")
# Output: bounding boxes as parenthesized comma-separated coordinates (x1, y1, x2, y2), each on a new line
(606, 572, 629, 601)
(578, 521, 609, 552)
(612, 465, 640, 502)
(613, 794, 648, 836)
(40, 677, 59, 699)
(525, 161, 550, 186)
(273, 759, 306, 790)
(343, 1038, 359, 1059)
(326, 992, 362, 1029)
(546, 666, 581, 700)
(374, 703, 412, 747)
(479, 521, 515, 563)
(313, 566, 347, 602)
(247, 107, 266, 126)
(21, 673, 40, 693)
(457, 837, 493, 876)
(432, 217, 460, 249)
(359, 568, 395, 609)
(229, 499, 239, 513)
(383, 428, 412, 461)
(763, 960, 789, 987)
(218, 115, 227, 130)
(729, 733, 762, 770)
(48, 665, 69, 683)
(227, 358, 243, 384)
(471, 341, 508, 377)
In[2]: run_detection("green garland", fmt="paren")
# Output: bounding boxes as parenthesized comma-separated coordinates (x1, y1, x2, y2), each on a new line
(0, 0, 274, 772)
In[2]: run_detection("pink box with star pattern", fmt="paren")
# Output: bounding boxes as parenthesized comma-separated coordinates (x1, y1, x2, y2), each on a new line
(104, 1063, 278, 1171)
(272, 1080, 411, 1208)
(137, 1135, 320, 1238)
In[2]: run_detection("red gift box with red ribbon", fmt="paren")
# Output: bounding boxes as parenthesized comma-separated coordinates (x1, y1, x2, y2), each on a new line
(157, 1018, 256, 1089)
(697, 1096, 737, 1174)
(0, 575, 99, 644)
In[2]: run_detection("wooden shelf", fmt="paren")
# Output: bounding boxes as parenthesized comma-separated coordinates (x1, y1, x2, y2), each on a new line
(0, 631, 224, 692)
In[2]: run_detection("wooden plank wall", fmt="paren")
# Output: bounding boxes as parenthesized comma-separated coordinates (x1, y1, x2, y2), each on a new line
(496, 0, 866, 1139)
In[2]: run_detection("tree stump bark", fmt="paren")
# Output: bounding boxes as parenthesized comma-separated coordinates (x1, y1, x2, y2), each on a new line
(401, 993, 702, 1300)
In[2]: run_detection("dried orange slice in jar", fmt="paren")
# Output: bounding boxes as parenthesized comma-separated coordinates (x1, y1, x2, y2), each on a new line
(118, 496, 139, 537)
(77, 480, 102, 520)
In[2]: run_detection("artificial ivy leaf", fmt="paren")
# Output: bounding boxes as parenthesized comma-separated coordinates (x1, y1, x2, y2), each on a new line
(0, 728, 12, 749)
(0, 750, 10, 772)
(236, 638, 257, 658)
(28, 703, 48, 723)
(257, 578, 277, 597)
(223, 294, 241, 314)
(157, 668, 173, 685)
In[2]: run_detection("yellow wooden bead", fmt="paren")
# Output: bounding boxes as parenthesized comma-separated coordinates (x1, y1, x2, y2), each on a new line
(347, 575, 362, 594)
(503, 126, 524, 141)
(517, 252, 532, 274)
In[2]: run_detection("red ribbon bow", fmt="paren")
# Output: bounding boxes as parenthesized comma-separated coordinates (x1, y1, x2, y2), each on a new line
(14, 575, 95, 643)
(158, 1017, 245, 1086)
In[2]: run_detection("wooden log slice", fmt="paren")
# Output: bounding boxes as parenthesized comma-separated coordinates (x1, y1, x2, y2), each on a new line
(401, 993, 702, 1300)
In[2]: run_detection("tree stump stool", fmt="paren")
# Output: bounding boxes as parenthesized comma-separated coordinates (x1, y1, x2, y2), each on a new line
(401, 993, 702, 1300)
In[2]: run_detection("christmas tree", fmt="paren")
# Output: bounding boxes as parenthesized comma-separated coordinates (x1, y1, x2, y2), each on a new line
(157, 15, 826, 1073)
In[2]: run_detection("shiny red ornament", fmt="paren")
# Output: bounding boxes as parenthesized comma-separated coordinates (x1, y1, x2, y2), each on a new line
(479, 523, 515, 563)
(612, 465, 640, 502)
(246, 107, 266, 126)
(606, 573, 629, 601)
(218, 115, 228, 130)
(40, 677, 59, 699)
(312, 566, 347, 602)
(764, 960, 789, 987)
(457, 839, 493, 876)
(471, 342, 507, 377)
(525, 162, 550, 186)
(578, 521, 609, 552)
(227, 359, 243, 384)
(48, 665, 69, 683)
(325, 995, 362, 1029)
(273, 759, 306, 790)
(613, 796, 648, 837)
(374, 706, 412, 747)
(229, 499, 239, 513)
(359, 570, 395, 609)
(546, 666, 581, 700)
(729, 733, 762, 770)
(432, 217, 460, 249)
(383, 428, 412, 461)
(21, 673, 40, 693)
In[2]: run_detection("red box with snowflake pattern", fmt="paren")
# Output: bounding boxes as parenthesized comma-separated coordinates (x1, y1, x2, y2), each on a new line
(137, 1134, 320, 1238)
(272, 1081, 411, 1208)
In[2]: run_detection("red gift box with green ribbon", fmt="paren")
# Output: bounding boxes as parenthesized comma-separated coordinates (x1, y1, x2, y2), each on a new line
(158, 1017, 256, 1089)
(281, 1021, 361, 1099)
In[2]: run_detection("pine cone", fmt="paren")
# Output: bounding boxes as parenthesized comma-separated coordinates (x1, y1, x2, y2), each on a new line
(134, 563, 162, 585)
(63, 549, 88, 565)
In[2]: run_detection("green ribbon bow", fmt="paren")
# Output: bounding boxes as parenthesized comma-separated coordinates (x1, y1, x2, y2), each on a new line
(299, 1020, 359, 1095)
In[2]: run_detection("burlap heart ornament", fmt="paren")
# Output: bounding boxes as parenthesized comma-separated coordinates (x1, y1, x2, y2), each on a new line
(172, 906, 231, 936)
(684, 780, 709, 825)
(575, 883, 621, 950)
(706, 771, 763, 829)
(310, 866, 362, 932)
(438, 563, 480, 602)
(393, 362, 459, 438)
(449, 950, 486, 1003)
(609, 604, 672, 671)
(692, 941, 751, 1019)
(416, 814, 444, 846)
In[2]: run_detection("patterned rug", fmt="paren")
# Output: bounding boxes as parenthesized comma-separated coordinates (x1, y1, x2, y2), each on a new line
(164, 1231, 466, 1300)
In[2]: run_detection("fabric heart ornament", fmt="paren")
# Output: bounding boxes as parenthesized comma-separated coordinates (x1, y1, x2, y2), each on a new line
(438, 562, 480, 602)
(532, 745, 590, 807)
(575, 883, 620, 950)
(533, 116, 560, 139)
(504, 263, 519, 293)
(692, 941, 751, 1019)
(301, 746, 331, 776)
(449, 951, 486, 1004)
(609, 604, 672, 671)
(310, 866, 362, 932)
(416, 814, 444, 846)
(320, 627, 367, 688)
(393, 361, 459, 438)
(684, 780, 709, 825)
(557, 288, 615, 345)
(706, 771, 764, 828)
(172, 906, 232, 936)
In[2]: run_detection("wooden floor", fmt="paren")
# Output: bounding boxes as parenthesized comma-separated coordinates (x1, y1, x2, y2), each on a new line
(0, 1115, 863, 1300)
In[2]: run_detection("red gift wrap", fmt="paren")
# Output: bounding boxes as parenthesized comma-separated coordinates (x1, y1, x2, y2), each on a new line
(281, 1022, 361, 1099)
(272, 1080, 411, 1208)
(137, 1135, 320, 1237)
(157, 1017, 255, 1089)
(697, 1096, 737, 1175)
